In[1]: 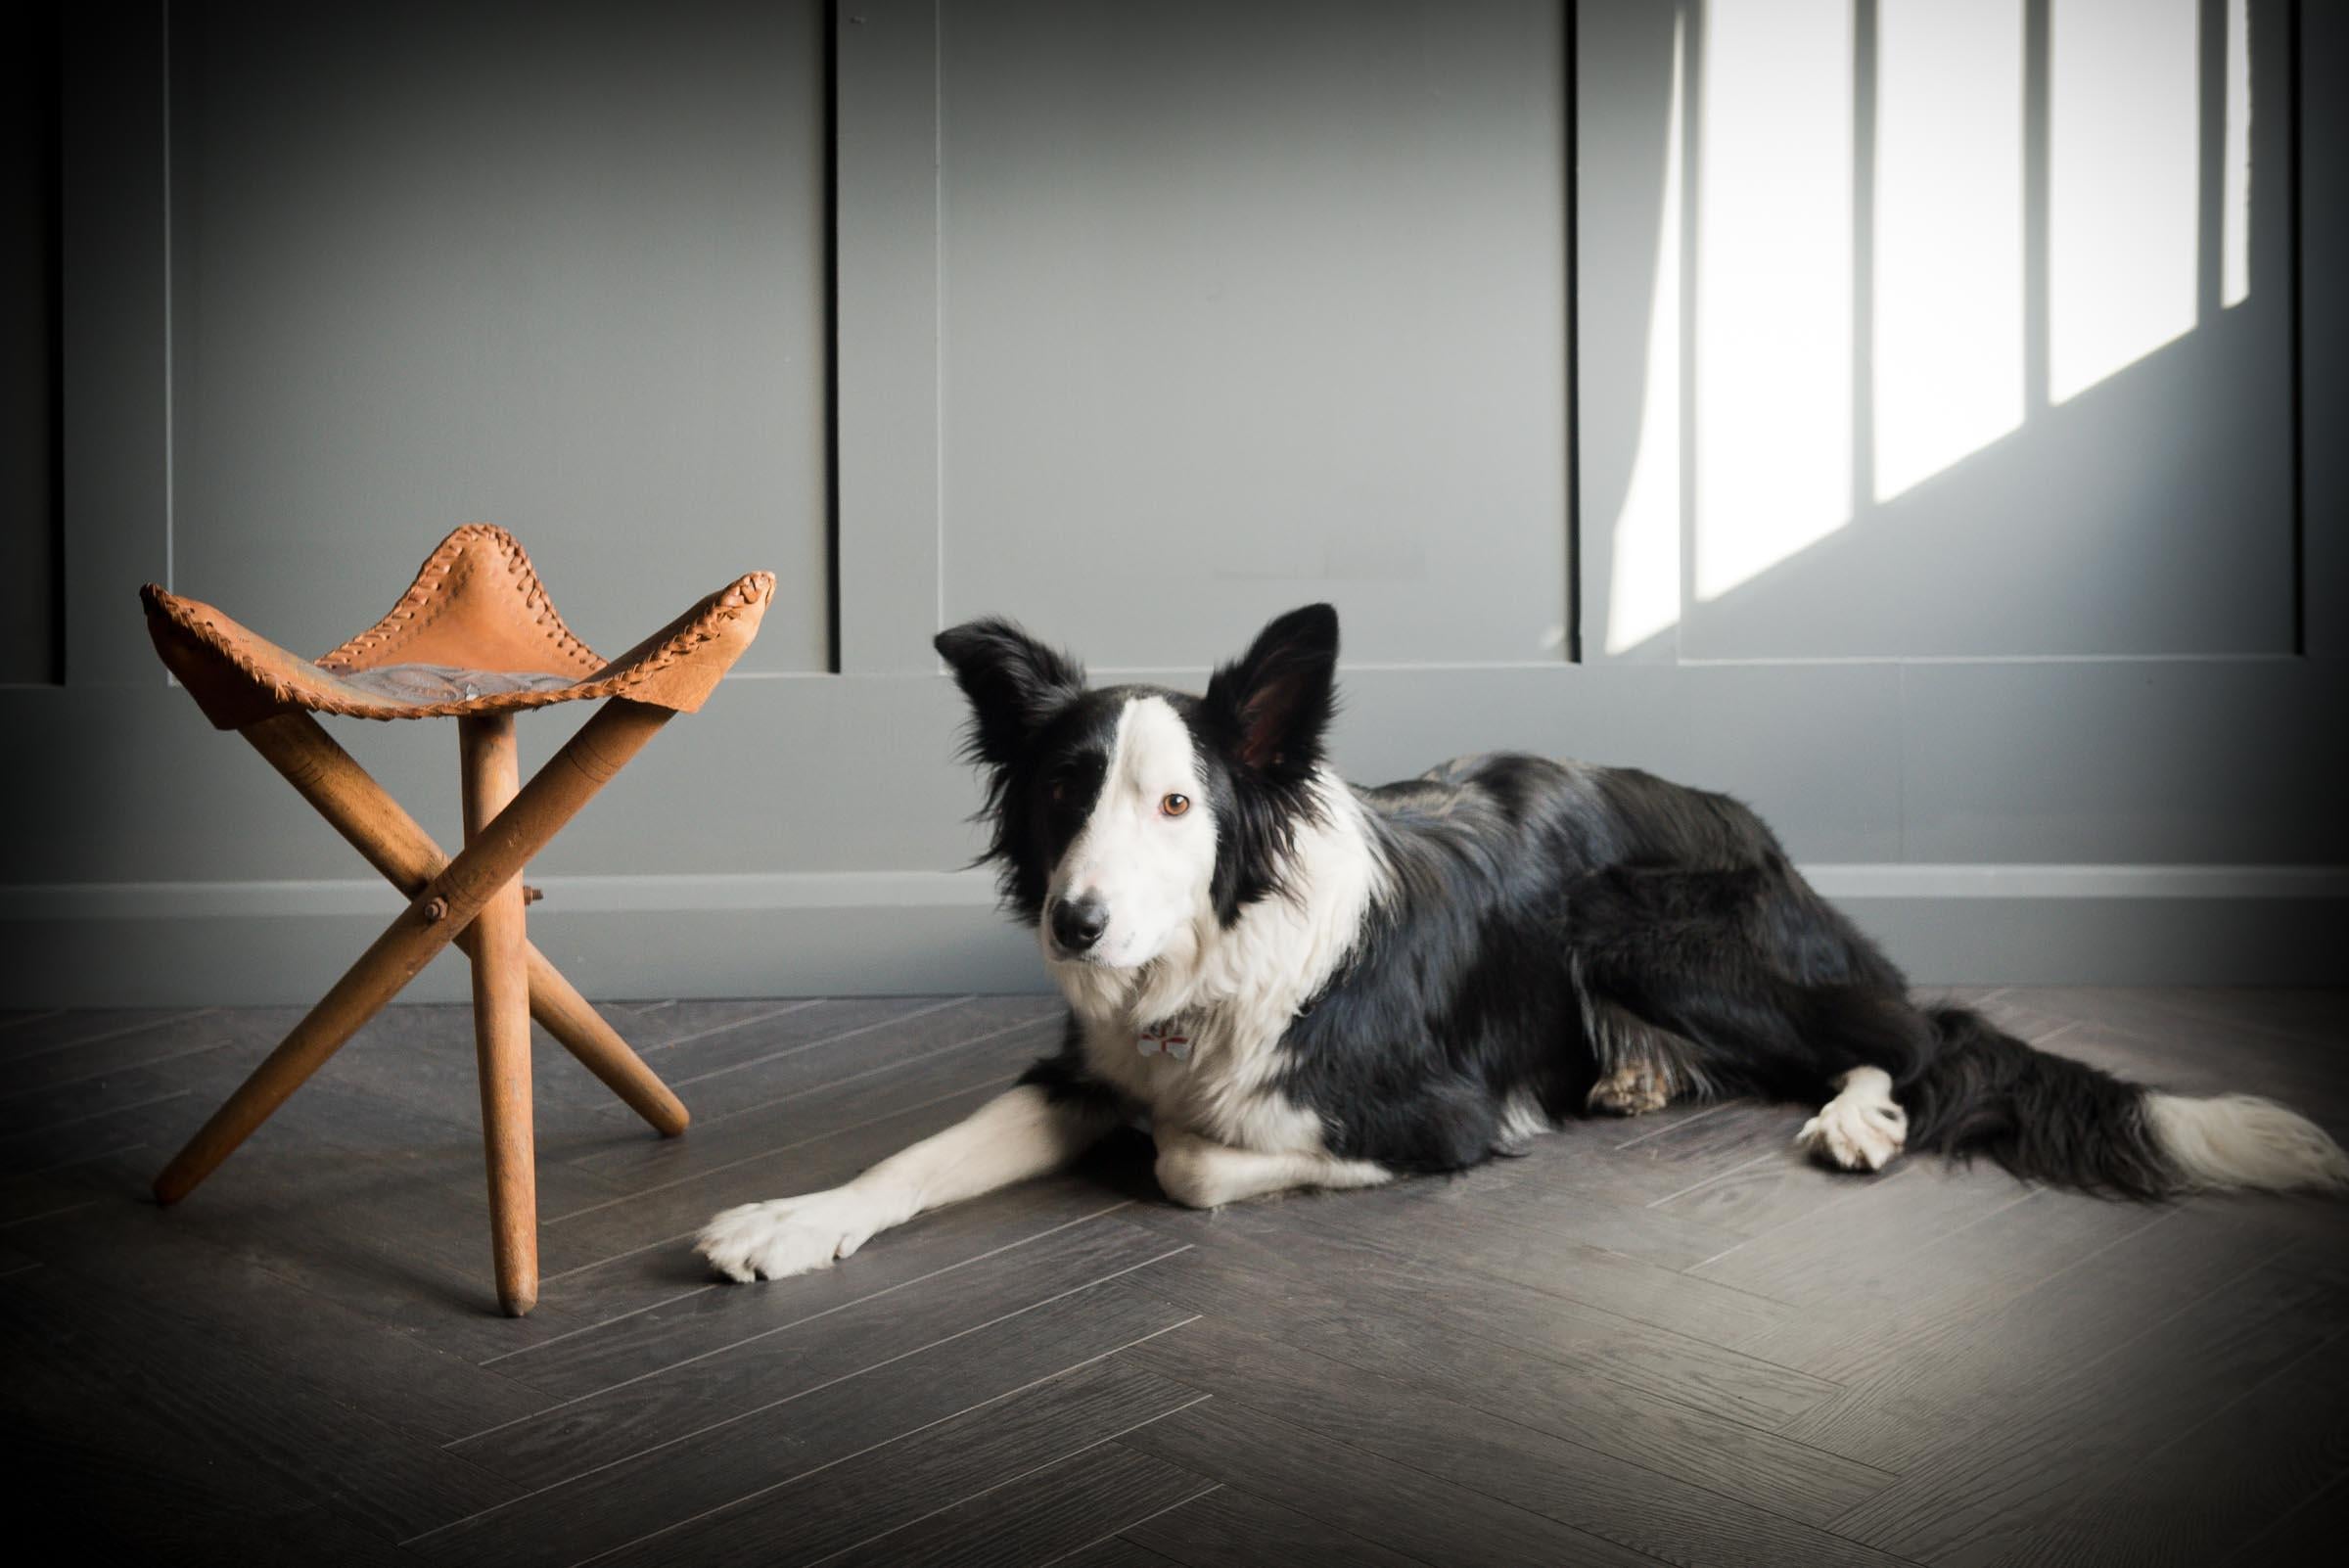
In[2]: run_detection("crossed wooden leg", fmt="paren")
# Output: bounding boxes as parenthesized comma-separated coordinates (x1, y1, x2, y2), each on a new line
(152, 700, 688, 1316)
(231, 710, 690, 1136)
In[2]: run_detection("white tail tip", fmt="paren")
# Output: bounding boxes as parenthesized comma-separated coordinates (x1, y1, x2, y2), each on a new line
(2147, 1093, 2349, 1194)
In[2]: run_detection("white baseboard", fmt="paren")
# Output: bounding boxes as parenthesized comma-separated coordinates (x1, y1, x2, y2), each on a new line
(3, 865, 2344, 1006)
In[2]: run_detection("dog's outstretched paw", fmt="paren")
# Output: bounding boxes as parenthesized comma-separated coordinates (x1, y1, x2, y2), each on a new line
(695, 1190, 878, 1282)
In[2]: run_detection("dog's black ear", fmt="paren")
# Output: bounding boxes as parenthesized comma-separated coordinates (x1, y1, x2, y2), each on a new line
(1205, 603, 1340, 777)
(934, 619, 1087, 767)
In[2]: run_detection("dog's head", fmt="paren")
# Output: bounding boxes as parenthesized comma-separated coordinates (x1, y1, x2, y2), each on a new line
(936, 604, 1341, 972)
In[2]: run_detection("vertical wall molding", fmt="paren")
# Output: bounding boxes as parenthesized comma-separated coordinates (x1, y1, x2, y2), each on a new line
(2297, 0, 2342, 661)
(60, 0, 169, 686)
(833, 0, 946, 674)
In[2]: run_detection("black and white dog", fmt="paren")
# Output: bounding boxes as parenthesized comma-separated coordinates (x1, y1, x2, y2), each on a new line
(698, 605, 2348, 1282)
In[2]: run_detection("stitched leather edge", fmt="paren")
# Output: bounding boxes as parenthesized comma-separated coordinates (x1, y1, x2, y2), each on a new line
(317, 524, 603, 674)
(140, 569, 774, 725)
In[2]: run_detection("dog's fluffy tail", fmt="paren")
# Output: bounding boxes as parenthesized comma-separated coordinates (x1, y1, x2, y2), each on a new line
(1902, 1006, 2349, 1199)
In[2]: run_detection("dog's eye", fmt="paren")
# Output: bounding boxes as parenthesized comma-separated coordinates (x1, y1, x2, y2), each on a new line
(1049, 778, 1067, 805)
(1160, 793, 1190, 818)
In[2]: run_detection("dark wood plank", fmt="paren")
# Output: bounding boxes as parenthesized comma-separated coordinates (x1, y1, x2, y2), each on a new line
(649, 992, 1061, 1103)
(1728, 1184, 2169, 1378)
(135, 1004, 658, 1158)
(0, 1006, 213, 1063)
(627, 994, 967, 1081)
(0, 1057, 203, 1141)
(1128, 1247, 1888, 1524)
(0, 1132, 162, 1222)
(0, 1083, 195, 1176)
(0, 1006, 252, 1112)
(562, 1012, 1058, 1186)
(7, 1190, 556, 1445)
(98, 1089, 612, 1357)
(1686, 1158, 2035, 1302)
(1993, 1331, 2349, 1567)
(1650, 1145, 1873, 1238)
(1121, 1222, 1879, 1519)
(1395, 1126, 1760, 1268)
(1059, 1538, 1188, 1568)
(1116, 1399, 1662, 1568)
(1122, 1314, 1905, 1568)
(1276, 1158, 1803, 1349)
(484, 1175, 1131, 1396)
(2134, 987, 2349, 1051)
(2013, 987, 2349, 1067)
(2222, 1469, 2349, 1566)
(1121, 1483, 1435, 1568)
(402, 1275, 1195, 1564)
(240, 1002, 659, 1134)
(446, 1213, 1187, 1487)
(1136, 1214, 1840, 1431)
(1778, 1197, 2303, 1468)
(1832, 1249, 2349, 1562)
(580, 1359, 1204, 1568)
(824, 1440, 1216, 1568)
(0, 1263, 518, 1542)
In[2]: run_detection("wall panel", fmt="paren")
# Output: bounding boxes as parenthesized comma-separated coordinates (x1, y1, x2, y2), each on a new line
(936, 0, 1572, 669)
(165, 0, 832, 672)
(0, 1, 62, 684)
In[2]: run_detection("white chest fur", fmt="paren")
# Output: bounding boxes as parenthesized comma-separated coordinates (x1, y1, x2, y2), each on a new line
(1078, 1008, 1329, 1152)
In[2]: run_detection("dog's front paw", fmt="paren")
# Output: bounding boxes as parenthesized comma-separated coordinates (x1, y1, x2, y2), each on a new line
(695, 1189, 880, 1282)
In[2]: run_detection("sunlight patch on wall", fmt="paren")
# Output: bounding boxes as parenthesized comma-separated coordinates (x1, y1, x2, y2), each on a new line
(2050, 0, 2199, 403)
(1872, 0, 2025, 503)
(1693, 0, 1851, 602)
(2223, 0, 2252, 307)
(1603, 11, 1684, 656)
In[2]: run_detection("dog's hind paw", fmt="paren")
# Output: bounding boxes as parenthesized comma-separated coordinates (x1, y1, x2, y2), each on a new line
(1797, 1067, 1908, 1173)
(695, 1190, 880, 1282)
(1588, 1061, 1673, 1117)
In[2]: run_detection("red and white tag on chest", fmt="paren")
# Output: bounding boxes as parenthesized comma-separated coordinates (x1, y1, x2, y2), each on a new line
(1135, 1022, 1192, 1062)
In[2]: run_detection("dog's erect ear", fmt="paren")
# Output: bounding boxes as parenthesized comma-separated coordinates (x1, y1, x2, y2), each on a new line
(1205, 604, 1340, 776)
(934, 619, 1087, 767)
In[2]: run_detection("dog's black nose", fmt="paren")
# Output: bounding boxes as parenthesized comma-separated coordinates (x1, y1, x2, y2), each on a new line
(1050, 895, 1110, 953)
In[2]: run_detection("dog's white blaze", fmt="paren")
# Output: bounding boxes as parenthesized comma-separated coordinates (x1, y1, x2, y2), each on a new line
(2147, 1092, 2349, 1193)
(1049, 697, 1219, 971)
(1054, 744, 1386, 1158)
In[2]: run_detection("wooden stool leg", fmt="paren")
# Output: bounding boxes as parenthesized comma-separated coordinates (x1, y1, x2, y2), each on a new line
(461, 715, 536, 1316)
(239, 714, 689, 1135)
(155, 700, 675, 1207)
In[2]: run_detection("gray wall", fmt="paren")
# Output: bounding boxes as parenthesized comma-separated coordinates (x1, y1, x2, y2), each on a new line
(4, 0, 2344, 1006)
(0, 1, 61, 685)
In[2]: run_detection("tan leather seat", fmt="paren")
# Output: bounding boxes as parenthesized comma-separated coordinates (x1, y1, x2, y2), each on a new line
(142, 523, 772, 728)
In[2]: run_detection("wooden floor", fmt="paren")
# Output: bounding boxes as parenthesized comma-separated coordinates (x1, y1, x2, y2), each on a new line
(3, 989, 2346, 1566)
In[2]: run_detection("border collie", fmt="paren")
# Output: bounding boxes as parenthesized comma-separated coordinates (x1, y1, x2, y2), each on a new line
(698, 605, 2348, 1282)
